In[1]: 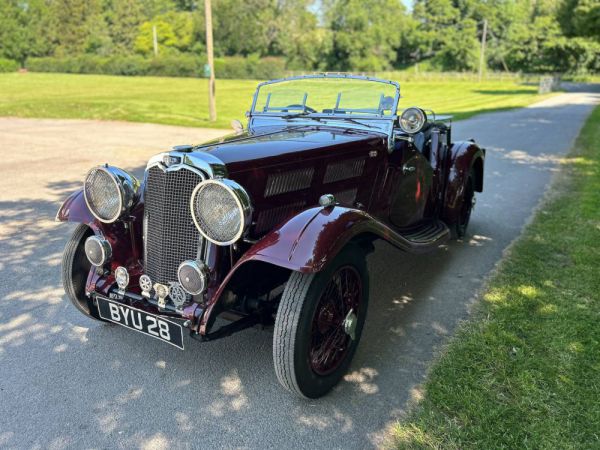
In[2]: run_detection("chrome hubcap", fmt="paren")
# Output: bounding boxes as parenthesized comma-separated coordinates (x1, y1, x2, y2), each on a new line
(343, 309, 357, 341)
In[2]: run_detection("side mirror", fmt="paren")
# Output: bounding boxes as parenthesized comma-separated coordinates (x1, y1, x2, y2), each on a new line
(231, 119, 244, 133)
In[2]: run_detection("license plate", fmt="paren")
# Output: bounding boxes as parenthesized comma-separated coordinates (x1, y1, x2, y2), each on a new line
(97, 296, 184, 350)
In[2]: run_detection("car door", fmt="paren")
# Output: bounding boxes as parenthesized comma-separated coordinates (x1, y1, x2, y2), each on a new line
(388, 137, 433, 228)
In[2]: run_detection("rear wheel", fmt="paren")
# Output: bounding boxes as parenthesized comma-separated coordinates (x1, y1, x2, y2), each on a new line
(273, 245, 369, 398)
(451, 168, 476, 239)
(61, 224, 103, 321)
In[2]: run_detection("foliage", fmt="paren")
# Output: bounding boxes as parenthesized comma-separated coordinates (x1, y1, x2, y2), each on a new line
(25, 55, 286, 79)
(0, 0, 597, 75)
(325, 0, 408, 71)
(0, 72, 550, 129)
(135, 11, 195, 55)
(392, 106, 600, 449)
(0, 58, 19, 73)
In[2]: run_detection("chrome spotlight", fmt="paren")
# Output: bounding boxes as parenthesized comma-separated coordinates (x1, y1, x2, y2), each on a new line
(115, 266, 129, 291)
(399, 107, 427, 134)
(178, 260, 208, 295)
(84, 235, 112, 266)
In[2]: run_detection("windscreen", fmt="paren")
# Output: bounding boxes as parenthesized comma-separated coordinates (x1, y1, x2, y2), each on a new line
(253, 77, 398, 117)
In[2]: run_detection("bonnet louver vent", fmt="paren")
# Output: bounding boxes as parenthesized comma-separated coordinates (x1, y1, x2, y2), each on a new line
(264, 167, 314, 197)
(255, 201, 306, 234)
(324, 158, 366, 183)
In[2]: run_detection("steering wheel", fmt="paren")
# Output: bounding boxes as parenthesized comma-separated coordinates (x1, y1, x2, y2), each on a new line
(283, 104, 317, 113)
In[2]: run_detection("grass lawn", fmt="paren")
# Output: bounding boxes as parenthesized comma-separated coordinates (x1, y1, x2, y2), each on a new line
(392, 106, 600, 448)
(0, 72, 551, 129)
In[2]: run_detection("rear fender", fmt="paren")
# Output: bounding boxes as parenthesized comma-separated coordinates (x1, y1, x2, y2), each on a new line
(442, 140, 485, 225)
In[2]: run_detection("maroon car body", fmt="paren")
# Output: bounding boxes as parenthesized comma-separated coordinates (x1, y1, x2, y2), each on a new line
(57, 74, 484, 398)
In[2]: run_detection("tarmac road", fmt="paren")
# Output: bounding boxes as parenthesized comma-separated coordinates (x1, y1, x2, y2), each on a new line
(0, 90, 598, 449)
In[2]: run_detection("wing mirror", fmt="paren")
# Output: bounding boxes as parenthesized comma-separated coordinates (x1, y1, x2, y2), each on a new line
(231, 119, 244, 133)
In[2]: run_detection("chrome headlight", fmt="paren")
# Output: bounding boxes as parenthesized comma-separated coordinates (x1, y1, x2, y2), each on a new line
(399, 107, 427, 134)
(190, 179, 252, 245)
(83, 165, 139, 223)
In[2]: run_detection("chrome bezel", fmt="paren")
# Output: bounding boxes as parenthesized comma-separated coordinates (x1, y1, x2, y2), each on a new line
(399, 107, 427, 134)
(190, 179, 253, 246)
(84, 235, 112, 266)
(83, 165, 140, 223)
(115, 266, 129, 290)
(177, 260, 208, 295)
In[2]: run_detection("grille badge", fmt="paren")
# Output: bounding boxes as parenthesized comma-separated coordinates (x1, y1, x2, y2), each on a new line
(162, 154, 181, 167)
(154, 283, 169, 309)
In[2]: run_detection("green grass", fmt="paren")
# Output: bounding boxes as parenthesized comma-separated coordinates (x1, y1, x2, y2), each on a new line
(392, 107, 600, 449)
(0, 73, 552, 129)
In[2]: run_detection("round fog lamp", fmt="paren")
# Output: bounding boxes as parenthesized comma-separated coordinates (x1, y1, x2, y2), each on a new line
(115, 266, 129, 290)
(178, 260, 208, 295)
(84, 235, 112, 266)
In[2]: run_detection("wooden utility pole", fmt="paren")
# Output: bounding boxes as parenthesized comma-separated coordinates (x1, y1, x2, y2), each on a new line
(152, 25, 158, 57)
(205, 0, 216, 121)
(478, 19, 488, 82)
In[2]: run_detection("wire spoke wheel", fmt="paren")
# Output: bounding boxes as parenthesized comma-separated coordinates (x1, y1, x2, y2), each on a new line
(309, 266, 361, 376)
(273, 245, 369, 398)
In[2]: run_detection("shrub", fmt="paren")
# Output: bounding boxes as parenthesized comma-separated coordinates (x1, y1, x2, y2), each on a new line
(0, 58, 19, 72)
(25, 54, 286, 79)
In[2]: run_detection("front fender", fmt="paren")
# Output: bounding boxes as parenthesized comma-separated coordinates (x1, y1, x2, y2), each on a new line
(56, 188, 143, 266)
(443, 140, 485, 225)
(56, 189, 96, 225)
(199, 205, 436, 334)
(238, 205, 424, 274)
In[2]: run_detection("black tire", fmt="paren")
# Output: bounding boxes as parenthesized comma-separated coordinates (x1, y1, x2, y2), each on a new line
(61, 224, 103, 321)
(273, 245, 369, 398)
(451, 168, 476, 239)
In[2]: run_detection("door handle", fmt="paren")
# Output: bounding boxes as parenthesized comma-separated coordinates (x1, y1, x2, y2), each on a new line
(402, 164, 416, 174)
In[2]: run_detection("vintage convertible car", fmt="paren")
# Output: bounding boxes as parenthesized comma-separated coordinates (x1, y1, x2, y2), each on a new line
(57, 74, 484, 398)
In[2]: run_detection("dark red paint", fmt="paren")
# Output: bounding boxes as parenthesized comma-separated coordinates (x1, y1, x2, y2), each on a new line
(58, 119, 484, 337)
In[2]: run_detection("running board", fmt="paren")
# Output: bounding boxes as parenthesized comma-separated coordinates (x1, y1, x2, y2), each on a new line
(386, 220, 450, 253)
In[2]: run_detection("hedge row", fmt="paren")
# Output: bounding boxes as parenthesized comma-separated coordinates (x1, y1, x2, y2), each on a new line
(0, 58, 19, 73)
(24, 54, 286, 79)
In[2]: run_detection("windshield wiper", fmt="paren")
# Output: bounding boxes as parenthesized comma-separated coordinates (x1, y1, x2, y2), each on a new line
(282, 113, 323, 121)
(339, 117, 377, 129)
(281, 114, 377, 129)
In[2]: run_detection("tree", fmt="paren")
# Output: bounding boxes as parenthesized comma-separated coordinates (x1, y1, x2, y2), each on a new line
(325, 0, 408, 71)
(105, 0, 145, 54)
(270, 0, 328, 69)
(558, 0, 600, 41)
(0, 0, 56, 64)
(48, 0, 103, 56)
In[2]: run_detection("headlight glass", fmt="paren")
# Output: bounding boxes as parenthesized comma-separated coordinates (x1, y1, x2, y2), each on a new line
(83, 166, 139, 223)
(399, 107, 427, 134)
(191, 179, 251, 245)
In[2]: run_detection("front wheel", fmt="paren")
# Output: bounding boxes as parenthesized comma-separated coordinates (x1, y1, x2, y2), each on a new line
(273, 245, 369, 398)
(61, 224, 104, 321)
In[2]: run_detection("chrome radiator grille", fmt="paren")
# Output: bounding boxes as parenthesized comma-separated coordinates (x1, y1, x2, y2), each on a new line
(144, 165, 204, 284)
